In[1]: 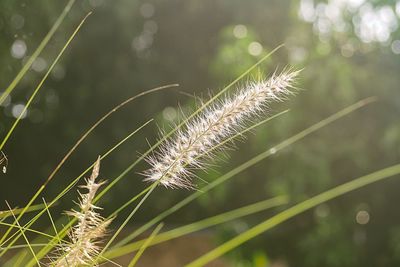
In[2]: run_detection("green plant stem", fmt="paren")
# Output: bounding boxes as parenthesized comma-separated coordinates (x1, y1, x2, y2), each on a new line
(0, 12, 91, 151)
(103, 196, 288, 261)
(100, 182, 159, 258)
(186, 163, 400, 267)
(0, 203, 47, 219)
(128, 223, 164, 267)
(0, 0, 76, 105)
(0, 12, 91, 248)
(5, 202, 41, 267)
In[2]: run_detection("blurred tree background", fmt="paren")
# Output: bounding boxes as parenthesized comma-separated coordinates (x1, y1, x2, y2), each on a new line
(0, 0, 400, 266)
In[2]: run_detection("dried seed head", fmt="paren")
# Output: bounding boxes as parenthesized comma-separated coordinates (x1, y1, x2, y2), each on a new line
(144, 69, 299, 189)
(52, 157, 112, 267)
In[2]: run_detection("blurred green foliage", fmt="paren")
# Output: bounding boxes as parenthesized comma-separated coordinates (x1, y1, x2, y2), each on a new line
(0, 0, 399, 266)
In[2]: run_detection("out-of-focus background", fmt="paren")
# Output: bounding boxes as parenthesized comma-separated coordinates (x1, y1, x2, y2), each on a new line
(0, 0, 399, 266)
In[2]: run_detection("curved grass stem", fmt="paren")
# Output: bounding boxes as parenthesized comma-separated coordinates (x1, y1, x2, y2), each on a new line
(186, 163, 400, 266)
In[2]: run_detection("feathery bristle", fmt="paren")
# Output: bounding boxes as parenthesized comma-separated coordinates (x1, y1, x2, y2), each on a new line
(144, 69, 299, 189)
(52, 157, 112, 267)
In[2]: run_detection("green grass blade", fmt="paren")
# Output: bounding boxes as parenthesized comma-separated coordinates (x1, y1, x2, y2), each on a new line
(42, 198, 61, 245)
(127, 223, 164, 267)
(12, 250, 27, 267)
(113, 97, 375, 248)
(0, 0, 76, 105)
(103, 196, 288, 261)
(0, 203, 48, 219)
(0, 12, 91, 151)
(100, 182, 158, 258)
(43, 83, 178, 188)
(186, 163, 400, 267)
(0, 221, 56, 240)
(0, 11, 92, 249)
(5, 201, 41, 267)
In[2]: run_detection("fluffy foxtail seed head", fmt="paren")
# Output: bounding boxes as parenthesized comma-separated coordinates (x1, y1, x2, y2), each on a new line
(144, 68, 299, 189)
(52, 157, 112, 267)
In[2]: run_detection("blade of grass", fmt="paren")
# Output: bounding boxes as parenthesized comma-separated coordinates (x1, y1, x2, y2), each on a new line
(186, 163, 400, 267)
(0, 0, 76, 105)
(42, 198, 61, 246)
(127, 223, 164, 267)
(0, 244, 53, 251)
(100, 182, 159, 258)
(0, 12, 91, 151)
(113, 97, 376, 249)
(103, 195, 288, 261)
(0, 221, 56, 240)
(43, 83, 178, 188)
(5, 201, 41, 267)
(13, 250, 27, 267)
(0, 203, 48, 219)
(0, 12, 91, 246)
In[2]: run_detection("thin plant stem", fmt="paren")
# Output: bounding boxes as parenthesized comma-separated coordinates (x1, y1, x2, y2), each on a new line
(102, 196, 288, 261)
(0, 0, 76, 105)
(127, 223, 164, 267)
(0, 12, 92, 247)
(5, 201, 41, 267)
(186, 163, 400, 267)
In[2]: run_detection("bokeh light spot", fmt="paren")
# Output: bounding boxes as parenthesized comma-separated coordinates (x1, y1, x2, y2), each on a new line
(356, 210, 370, 225)
(32, 57, 47, 72)
(391, 40, 400, 54)
(11, 103, 27, 119)
(162, 106, 177, 121)
(11, 39, 27, 59)
(341, 43, 354, 57)
(248, 41, 262, 56)
(233, 24, 247, 39)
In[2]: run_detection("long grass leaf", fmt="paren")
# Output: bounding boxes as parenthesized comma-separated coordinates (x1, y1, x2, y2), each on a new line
(0, 11, 92, 251)
(0, 203, 48, 219)
(127, 223, 164, 267)
(186, 163, 400, 266)
(103, 196, 287, 261)
(0, 0, 76, 105)
(5, 201, 41, 266)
